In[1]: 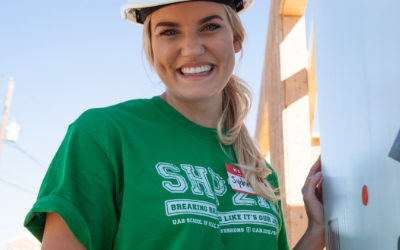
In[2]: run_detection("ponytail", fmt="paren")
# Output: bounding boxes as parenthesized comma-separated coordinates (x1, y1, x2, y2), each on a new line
(217, 75, 280, 202)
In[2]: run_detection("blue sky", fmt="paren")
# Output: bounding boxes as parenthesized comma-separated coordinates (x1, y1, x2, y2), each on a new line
(0, 0, 314, 248)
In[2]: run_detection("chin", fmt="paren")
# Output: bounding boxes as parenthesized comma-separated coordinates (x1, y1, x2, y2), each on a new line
(174, 89, 222, 102)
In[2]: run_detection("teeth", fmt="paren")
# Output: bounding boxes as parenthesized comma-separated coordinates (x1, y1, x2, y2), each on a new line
(181, 65, 213, 75)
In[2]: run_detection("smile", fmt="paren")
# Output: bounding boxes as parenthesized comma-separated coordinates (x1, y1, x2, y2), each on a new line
(180, 65, 214, 76)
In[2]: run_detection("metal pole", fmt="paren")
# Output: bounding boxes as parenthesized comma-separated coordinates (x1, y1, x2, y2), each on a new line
(0, 77, 15, 156)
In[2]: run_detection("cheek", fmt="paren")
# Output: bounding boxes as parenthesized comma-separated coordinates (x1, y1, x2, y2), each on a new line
(152, 39, 177, 73)
(209, 35, 236, 69)
(216, 37, 236, 90)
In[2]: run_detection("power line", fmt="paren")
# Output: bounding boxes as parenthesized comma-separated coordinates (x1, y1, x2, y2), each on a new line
(7, 142, 48, 170)
(0, 70, 68, 128)
(0, 177, 36, 195)
(1, 171, 39, 189)
(16, 85, 67, 127)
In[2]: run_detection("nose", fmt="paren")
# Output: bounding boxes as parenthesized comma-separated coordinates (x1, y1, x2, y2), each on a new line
(180, 33, 205, 58)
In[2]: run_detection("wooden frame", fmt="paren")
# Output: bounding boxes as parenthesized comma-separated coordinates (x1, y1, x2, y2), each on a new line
(255, 0, 320, 247)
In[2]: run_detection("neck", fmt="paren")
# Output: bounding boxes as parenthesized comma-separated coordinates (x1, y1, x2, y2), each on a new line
(159, 91, 223, 129)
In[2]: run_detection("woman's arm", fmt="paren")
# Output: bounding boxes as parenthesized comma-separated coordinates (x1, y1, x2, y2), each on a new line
(293, 225, 325, 250)
(293, 156, 325, 250)
(42, 212, 87, 250)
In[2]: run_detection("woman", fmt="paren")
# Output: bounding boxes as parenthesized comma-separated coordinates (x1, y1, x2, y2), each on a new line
(24, 0, 325, 249)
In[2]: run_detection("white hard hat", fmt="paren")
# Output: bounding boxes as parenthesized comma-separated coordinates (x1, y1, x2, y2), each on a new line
(121, 0, 255, 25)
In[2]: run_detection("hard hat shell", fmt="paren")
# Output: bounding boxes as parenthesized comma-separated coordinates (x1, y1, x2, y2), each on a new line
(121, 0, 255, 25)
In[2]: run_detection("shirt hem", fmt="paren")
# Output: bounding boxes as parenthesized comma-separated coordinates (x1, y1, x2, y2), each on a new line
(23, 194, 93, 249)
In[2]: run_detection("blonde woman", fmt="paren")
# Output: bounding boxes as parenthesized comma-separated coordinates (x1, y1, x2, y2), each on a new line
(24, 1, 325, 249)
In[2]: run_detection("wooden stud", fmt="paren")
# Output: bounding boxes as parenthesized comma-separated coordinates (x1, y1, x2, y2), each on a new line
(308, 21, 318, 136)
(256, 0, 312, 248)
(280, 0, 308, 16)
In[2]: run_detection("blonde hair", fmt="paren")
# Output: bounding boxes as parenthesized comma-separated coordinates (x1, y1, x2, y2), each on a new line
(138, 5, 280, 202)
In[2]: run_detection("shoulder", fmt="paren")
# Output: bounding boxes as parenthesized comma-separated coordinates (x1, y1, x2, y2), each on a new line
(75, 98, 157, 126)
(73, 97, 158, 130)
(69, 97, 159, 144)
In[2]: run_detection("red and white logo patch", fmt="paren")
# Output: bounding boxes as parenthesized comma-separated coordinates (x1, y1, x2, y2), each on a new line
(225, 164, 263, 196)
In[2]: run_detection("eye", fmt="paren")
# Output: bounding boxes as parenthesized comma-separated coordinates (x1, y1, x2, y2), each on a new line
(203, 23, 221, 31)
(160, 29, 178, 36)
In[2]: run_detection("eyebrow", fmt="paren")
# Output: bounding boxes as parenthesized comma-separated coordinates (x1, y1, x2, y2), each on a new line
(198, 15, 223, 25)
(154, 22, 180, 32)
(154, 15, 223, 32)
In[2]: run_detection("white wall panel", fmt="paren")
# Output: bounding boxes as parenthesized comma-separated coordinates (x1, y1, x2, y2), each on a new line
(313, 0, 400, 249)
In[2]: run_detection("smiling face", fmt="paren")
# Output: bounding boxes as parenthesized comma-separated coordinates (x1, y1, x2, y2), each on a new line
(150, 1, 242, 102)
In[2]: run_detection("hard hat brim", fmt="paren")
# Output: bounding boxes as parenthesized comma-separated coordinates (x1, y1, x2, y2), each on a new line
(121, 0, 255, 25)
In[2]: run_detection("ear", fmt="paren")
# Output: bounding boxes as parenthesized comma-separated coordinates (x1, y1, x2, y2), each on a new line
(233, 38, 242, 53)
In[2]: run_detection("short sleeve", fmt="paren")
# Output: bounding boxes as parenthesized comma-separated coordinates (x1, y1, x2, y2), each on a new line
(23, 123, 118, 250)
(265, 160, 290, 250)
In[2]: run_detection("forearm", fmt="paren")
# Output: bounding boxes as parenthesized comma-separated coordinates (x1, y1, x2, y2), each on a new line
(293, 225, 325, 250)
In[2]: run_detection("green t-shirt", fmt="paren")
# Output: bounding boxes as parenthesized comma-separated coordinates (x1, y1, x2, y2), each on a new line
(24, 96, 290, 250)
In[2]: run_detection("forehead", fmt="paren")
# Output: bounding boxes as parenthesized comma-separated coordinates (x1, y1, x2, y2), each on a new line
(150, 1, 227, 26)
